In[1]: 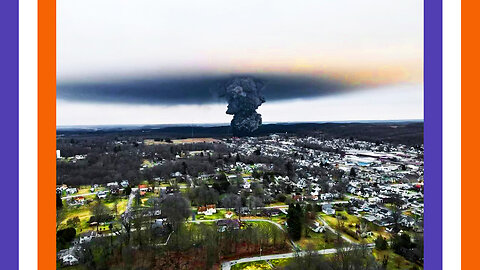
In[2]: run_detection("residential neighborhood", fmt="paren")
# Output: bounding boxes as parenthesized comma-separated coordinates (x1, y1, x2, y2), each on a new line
(56, 128, 424, 269)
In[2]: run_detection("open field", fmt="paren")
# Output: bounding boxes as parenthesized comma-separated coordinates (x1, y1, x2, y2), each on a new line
(295, 229, 337, 250)
(231, 258, 292, 269)
(320, 211, 389, 243)
(59, 196, 128, 233)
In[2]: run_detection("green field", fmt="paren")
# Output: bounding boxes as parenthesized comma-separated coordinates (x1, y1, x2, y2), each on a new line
(295, 229, 337, 250)
(231, 258, 291, 270)
(192, 209, 237, 221)
(231, 261, 271, 270)
(320, 211, 389, 243)
(59, 196, 128, 233)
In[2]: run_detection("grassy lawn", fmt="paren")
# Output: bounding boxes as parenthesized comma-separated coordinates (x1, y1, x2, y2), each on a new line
(321, 211, 360, 226)
(76, 186, 92, 195)
(320, 211, 389, 243)
(295, 228, 336, 250)
(231, 260, 271, 270)
(193, 209, 235, 220)
(269, 214, 287, 225)
(372, 249, 423, 270)
(60, 197, 127, 233)
(231, 257, 292, 269)
(265, 202, 288, 207)
(60, 205, 92, 230)
(103, 197, 128, 214)
(269, 258, 292, 267)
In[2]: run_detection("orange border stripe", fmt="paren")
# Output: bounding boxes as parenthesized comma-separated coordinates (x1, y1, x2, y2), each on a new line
(462, 1, 475, 269)
(38, 0, 56, 269)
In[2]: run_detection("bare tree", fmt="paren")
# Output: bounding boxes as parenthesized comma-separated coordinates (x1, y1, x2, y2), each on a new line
(160, 194, 191, 231)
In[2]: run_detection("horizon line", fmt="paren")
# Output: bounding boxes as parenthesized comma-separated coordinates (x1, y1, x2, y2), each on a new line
(56, 119, 424, 129)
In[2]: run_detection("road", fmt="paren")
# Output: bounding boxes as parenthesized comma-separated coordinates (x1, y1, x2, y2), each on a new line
(189, 218, 284, 232)
(221, 244, 374, 270)
(61, 192, 96, 200)
(124, 188, 138, 215)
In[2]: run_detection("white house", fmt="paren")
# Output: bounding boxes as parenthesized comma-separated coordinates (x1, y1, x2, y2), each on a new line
(322, 204, 335, 215)
(65, 188, 77, 195)
(79, 231, 97, 244)
(107, 182, 119, 187)
(97, 191, 108, 199)
(309, 221, 325, 233)
(120, 180, 129, 188)
(198, 205, 217, 215)
(61, 254, 78, 266)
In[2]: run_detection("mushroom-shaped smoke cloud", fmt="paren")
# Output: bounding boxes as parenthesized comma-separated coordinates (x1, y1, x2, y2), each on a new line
(224, 77, 265, 136)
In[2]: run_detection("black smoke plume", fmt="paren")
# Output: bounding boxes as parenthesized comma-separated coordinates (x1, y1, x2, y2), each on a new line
(223, 77, 265, 136)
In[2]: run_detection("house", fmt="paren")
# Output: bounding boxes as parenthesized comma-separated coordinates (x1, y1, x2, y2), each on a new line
(97, 191, 108, 199)
(363, 215, 377, 222)
(400, 216, 415, 228)
(260, 208, 282, 217)
(198, 205, 216, 215)
(110, 187, 120, 195)
(56, 185, 68, 193)
(216, 219, 241, 232)
(74, 196, 85, 205)
(360, 231, 374, 238)
(61, 254, 78, 266)
(225, 211, 234, 218)
(120, 180, 129, 188)
(107, 182, 119, 187)
(65, 187, 77, 195)
(320, 193, 333, 201)
(368, 197, 382, 204)
(309, 221, 325, 233)
(238, 207, 251, 216)
(152, 218, 166, 229)
(322, 204, 335, 215)
(79, 231, 97, 244)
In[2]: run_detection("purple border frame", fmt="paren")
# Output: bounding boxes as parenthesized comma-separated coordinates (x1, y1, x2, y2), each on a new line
(0, 0, 19, 269)
(424, 0, 442, 269)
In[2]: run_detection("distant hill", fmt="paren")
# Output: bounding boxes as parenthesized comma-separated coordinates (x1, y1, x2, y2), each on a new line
(57, 121, 423, 146)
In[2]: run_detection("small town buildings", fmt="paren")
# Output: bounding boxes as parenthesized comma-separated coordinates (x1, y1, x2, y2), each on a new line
(322, 204, 335, 215)
(65, 187, 77, 195)
(97, 191, 108, 199)
(216, 219, 241, 232)
(309, 221, 325, 233)
(198, 204, 216, 215)
(79, 231, 97, 244)
(61, 254, 78, 266)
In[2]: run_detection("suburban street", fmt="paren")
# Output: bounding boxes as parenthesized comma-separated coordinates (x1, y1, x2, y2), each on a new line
(221, 244, 375, 270)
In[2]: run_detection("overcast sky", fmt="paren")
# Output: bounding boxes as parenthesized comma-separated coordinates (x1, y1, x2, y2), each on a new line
(57, 0, 423, 126)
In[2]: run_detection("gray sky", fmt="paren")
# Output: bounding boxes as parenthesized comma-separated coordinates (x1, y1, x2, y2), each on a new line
(57, 0, 423, 125)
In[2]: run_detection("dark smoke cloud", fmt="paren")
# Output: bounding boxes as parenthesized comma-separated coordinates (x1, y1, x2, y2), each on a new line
(57, 73, 351, 105)
(223, 77, 265, 136)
